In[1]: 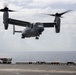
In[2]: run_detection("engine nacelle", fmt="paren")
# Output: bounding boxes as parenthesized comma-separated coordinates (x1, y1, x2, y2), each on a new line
(54, 17, 61, 33)
(3, 11, 9, 30)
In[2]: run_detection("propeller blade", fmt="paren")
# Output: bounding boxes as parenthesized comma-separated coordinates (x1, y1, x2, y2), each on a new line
(44, 10, 71, 17)
(0, 9, 5, 12)
(47, 14, 55, 16)
(43, 13, 55, 16)
(0, 7, 15, 12)
(0, 3, 15, 12)
(59, 10, 71, 16)
(8, 9, 15, 12)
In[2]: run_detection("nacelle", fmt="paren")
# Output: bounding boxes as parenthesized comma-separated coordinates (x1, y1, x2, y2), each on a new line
(54, 17, 61, 33)
(3, 11, 9, 30)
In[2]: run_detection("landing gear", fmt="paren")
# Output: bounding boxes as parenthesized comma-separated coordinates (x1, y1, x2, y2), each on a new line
(21, 34, 25, 39)
(35, 36, 39, 39)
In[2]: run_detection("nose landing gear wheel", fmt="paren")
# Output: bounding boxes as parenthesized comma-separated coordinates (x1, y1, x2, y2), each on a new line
(35, 36, 39, 39)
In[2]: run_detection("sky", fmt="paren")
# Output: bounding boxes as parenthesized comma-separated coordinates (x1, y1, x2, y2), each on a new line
(0, 0, 76, 58)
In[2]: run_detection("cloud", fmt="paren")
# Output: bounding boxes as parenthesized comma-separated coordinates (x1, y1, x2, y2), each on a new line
(1, 0, 76, 9)
(31, 0, 76, 4)
(26, 0, 76, 8)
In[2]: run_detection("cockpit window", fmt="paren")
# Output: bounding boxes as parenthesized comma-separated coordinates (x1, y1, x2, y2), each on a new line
(35, 22, 42, 25)
(31, 23, 33, 28)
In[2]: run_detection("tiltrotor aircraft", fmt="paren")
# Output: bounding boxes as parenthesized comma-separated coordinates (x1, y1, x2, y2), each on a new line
(0, 6, 71, 39)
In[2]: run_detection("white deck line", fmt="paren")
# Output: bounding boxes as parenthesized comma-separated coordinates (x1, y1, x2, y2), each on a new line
(0, 69, 76, 73)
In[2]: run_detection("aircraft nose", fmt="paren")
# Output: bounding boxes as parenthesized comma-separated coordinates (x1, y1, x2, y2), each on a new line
(39, 28, 44, 34)
(39, 28, 44, 32)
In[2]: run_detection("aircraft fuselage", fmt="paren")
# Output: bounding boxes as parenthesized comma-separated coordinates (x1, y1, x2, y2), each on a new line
(21, 23, 44, 39)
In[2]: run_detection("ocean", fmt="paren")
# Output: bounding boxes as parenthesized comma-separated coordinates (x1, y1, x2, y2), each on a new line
(0, 51, 76, 63)
(10, 51, 76, 63)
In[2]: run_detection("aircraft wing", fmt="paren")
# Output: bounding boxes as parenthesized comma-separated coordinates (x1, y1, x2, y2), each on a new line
(8, 18, 31, 27)
(43, 23, 56, 27)
(8, 18, 56, 27)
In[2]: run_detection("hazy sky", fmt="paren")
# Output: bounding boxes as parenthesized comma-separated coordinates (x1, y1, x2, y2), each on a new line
(0, 0, 76, 56)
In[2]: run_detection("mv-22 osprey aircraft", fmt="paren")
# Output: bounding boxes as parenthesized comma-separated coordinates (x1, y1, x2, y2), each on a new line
(0, 6, 71, 39)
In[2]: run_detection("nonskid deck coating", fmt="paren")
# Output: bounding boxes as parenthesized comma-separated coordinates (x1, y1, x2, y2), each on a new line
(0, 64, 76, 75)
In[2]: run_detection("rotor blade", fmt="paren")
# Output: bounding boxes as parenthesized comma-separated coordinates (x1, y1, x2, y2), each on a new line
(43, 10, 71, 17)
(0, 9, 4, 12)
(43, 13, 55, 16)
(8, 9, 15, 12)
(59, 10, 71, 16)
(47, 14, 55, 16)
(0, 8, 15, 12)
(0, 2, 15, 12)
(0, 9, 15, 12)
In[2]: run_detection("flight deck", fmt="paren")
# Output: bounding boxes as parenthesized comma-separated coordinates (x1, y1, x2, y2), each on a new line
(0, 64, 76, 75)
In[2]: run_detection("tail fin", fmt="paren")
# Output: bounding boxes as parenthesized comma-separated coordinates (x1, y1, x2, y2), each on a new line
(13, 25, 22, 35)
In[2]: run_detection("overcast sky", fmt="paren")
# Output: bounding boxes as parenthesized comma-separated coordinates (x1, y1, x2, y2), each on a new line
(0, 0, 76, 57)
